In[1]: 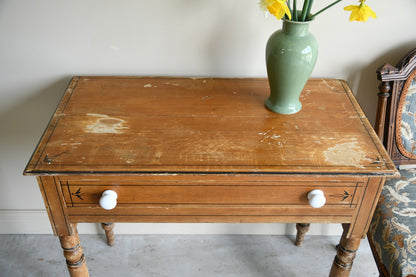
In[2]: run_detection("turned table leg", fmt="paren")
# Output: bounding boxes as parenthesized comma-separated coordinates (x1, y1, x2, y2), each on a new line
(59, 223, 89, 277)
(101, 223, 115, 246)
(329, 224, 361, 277)
(295, 223, 310, 246)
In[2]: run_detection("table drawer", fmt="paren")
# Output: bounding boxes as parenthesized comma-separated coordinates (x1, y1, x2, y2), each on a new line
(62, 182, 362, 208)
(59, 176, 364, 223)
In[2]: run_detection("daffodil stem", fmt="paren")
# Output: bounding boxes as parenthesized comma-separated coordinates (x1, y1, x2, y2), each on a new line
(309, 0, 343, 20)
(293, 0, 298, 21)
(305, 0, 314, 20)
(300, 0, 310, 21)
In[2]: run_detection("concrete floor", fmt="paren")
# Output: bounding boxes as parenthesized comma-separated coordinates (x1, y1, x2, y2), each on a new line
(0, 234, 378, 277)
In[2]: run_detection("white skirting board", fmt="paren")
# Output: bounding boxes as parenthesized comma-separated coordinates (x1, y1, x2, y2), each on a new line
(0, 210, 343, 235)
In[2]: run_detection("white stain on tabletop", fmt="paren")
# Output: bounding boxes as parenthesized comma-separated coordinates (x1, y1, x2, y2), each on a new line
(144, 83, 158, 88)
(322, 79, 335, 90)
(85, 113, 128, 134)
(259, 128, 286, 146)
(324, 141, 371, 168)
(163, 82, 181, 87)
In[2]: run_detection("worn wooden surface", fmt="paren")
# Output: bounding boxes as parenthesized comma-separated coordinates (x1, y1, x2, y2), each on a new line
(101, 223, 115, 246)
(295, 223, 310, 247)
(329, 224, 363, 277)
(24, 77, 399, 277)
(25, 77, 397, 175)
(59, 223, 88, 277)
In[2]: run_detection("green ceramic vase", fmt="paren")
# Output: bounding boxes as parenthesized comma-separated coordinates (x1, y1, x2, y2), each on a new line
(265, 18, 318, 114)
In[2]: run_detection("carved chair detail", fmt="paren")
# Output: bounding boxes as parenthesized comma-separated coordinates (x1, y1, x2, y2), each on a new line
(368, 48, 416, 277)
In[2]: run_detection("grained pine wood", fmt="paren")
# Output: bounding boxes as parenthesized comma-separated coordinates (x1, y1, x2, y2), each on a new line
(63, 183, 361, 206)
(101, 223, 115, 246)
(295, 223, 310, 246)
(37, 176, 72, 236)
(24, 77, 397, 175)
(347, 177, 385, 239)
(329, 224, 362, 277)
(59, 223, 88, 277)
(24, 77, 399, 277)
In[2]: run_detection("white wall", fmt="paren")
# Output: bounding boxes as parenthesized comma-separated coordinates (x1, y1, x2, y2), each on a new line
(1, 0, 415, 234)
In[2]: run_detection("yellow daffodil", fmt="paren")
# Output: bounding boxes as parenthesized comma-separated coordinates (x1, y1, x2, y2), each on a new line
(259, 0, 377, 23)
(344, 0, 377, 22)
(259, 0, 292, 20)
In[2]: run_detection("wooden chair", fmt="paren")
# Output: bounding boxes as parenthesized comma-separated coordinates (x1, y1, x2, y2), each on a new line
(368, 48, 416, 277)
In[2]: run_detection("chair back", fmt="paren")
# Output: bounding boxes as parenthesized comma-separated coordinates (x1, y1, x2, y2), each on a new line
(375, 48, 416, 166)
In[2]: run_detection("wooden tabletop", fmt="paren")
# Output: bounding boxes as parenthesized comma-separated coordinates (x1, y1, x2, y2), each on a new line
(24, 76, 398, 176)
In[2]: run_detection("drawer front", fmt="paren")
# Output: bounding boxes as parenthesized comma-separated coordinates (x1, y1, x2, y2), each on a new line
(59, 176, 365, 223)
(62, 181, 362, 207)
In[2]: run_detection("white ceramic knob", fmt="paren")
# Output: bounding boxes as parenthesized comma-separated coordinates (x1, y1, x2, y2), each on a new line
(307, 189, 326, 208)
(99, 190, 118, 210)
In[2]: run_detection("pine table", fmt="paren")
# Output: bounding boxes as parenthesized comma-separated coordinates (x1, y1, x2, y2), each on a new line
(24, 77, 399, 277)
